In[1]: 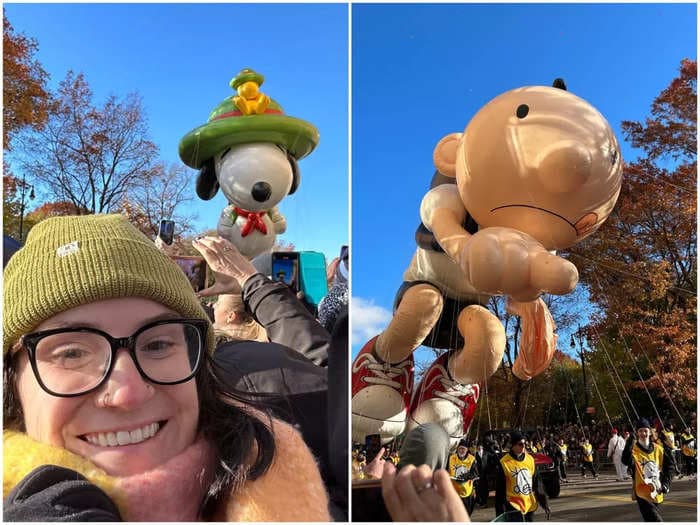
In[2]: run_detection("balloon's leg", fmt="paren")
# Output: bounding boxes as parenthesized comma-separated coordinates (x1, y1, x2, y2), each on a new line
(376, 283, 444, 364)
(451, 305, 506, 384)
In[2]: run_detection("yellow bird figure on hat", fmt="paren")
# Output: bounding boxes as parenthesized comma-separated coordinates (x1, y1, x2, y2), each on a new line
(231, 69, 271, 115)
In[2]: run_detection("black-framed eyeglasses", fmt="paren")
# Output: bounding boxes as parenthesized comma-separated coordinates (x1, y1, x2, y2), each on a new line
(19, 318, 209, 397)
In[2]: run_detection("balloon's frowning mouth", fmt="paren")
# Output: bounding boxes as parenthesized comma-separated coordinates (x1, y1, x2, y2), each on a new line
(490, 205, 598, 237)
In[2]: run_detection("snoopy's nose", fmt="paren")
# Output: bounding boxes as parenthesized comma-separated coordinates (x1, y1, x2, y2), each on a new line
(251, 182, 272, 202)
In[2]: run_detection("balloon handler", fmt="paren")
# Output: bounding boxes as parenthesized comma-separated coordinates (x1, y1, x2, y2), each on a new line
(352, 79, 623, 446)
(179, 68, 319, 259)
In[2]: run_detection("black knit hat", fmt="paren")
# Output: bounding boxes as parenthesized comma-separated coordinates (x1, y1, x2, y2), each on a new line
(510, 431, 526, 445)
(458, 438, 469, 448)
(636, 418, 652, 430)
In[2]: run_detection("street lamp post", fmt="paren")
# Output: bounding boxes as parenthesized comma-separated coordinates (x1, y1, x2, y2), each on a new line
(570, 325, 590, 416)
(17, 175, 35, 243)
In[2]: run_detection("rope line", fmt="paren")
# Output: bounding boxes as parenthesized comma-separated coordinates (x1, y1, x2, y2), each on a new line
(589, 319, 639, 425)
(629, 331, 689, 430)
(590, 272, 666, 427)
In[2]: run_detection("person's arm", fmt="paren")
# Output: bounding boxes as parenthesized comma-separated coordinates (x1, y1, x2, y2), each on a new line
(495, 462, 507, 516)
(193, 236, 330, 366)
(533, 471, 551, 520)
(660, 445, 675, 491)
(468, 459, 479, 481)
(243, 273, 330, 367)
(621, 436, 634, 467)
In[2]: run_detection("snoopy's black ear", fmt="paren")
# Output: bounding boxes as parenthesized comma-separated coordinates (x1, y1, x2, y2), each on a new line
(195, 159, 219, 201)
(552, 78, 567, 91)
(287, 152, 300, 195)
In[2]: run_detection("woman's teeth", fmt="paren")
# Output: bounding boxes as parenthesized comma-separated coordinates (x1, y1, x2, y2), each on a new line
(85, 422, 161, 447)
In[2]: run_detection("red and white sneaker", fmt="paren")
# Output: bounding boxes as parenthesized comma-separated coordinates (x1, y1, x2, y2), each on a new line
(407, 350, 480, 447)
(351, 336, 414, 443)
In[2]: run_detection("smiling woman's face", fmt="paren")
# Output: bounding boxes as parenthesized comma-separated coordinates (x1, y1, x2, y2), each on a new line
(13, 298, 199, 476)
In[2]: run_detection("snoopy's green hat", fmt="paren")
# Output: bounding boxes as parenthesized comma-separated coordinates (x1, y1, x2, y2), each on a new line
(179, 68, 320, 169)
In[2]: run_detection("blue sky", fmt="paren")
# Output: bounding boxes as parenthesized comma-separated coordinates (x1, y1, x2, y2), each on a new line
(4, 3, 348, 261)
(351, 3, 697, 365)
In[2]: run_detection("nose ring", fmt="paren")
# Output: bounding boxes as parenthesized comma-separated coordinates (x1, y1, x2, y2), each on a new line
(100, 391, 111, 407)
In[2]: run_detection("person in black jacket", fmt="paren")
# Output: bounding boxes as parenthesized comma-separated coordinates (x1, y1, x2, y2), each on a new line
(495, 431, 551, 522)
(192, 235, 347, 520)
(621, 419, 675, 522)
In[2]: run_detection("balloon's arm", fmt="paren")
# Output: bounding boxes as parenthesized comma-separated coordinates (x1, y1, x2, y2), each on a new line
(431, 208, 473, 261)
(509, 298, 557, 381)
(268, 206, 287, 234)
(420, 184, 470, 263)
(223, 205, 238, 224)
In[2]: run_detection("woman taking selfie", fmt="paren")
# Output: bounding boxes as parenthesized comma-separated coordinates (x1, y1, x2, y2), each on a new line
(3, 214, 330, 521)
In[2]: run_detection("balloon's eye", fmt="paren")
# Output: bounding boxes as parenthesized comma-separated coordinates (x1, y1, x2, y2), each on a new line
(516, 104, 529, 119)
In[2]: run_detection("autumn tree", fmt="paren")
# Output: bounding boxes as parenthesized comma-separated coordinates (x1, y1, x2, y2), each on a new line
(3, 13, 50, 151)
(25, 201, 87, 221)
(571, 59, 697, 418)
(12, 71, 159, 214)
(120, 162, 197, 238)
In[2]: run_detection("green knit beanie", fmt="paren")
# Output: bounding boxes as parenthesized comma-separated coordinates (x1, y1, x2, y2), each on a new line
(3, 214, 214, 356)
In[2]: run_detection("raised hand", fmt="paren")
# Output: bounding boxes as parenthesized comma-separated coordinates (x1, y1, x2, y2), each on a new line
(192, 236, 258, 297)
(459, 227, 579, 302)
(381, 462, 470, 522)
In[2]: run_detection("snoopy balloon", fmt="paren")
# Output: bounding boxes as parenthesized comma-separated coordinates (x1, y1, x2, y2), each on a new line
(352, 79, 623, 444)
(179, 69, 319, 258)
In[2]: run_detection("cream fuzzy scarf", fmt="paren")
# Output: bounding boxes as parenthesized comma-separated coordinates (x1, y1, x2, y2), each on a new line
(4, 418, 330, 521)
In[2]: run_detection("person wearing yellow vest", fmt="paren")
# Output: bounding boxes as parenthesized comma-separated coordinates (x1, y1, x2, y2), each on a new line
(679, 428, 696, 479)
(580, 437, 599, 479)
(496, 431, 550, 522)
(555, 438, 568, 484)
(448, 438, 479, 516)
(622, 418, 676, 522)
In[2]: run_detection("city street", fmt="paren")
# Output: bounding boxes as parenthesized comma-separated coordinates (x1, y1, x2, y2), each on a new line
(469, 473, 697, 522)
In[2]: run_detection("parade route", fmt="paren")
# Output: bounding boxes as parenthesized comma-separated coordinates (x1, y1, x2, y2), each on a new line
(468, 475, 697, 522)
